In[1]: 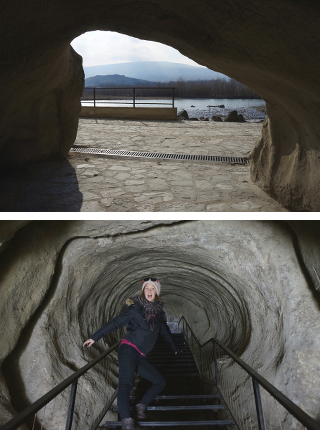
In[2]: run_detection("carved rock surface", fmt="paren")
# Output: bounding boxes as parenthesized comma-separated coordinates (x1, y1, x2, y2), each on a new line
(0, 221, 320, 429)
(1, 1, 320, 209)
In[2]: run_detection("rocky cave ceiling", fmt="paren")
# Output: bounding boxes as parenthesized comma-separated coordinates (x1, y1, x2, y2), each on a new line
(0, 220, 320, 428)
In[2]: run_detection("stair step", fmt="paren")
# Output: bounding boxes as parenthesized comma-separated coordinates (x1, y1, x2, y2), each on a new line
(154, 341, 187, 345)
(103, 420, 233, 427)
(130, 394, 220, 400)
(149, 354, 193, 357)
(150, 346, 190, 349)
(149, 362, 195, 366)
(149, 366, 198, 370)
(148, 348, 192, 357)
(149, 362, 194, 365)
(114, 405, 224, 411)
(148, 355, 194, 359)
(145, 368, 197, 373)
(148, 373, 199, 377)
(148, 362, 196, 366)
(148, 360, 196, 365)
(148, 353, 191, 357)
(154, 345, 188, 348)
(149, 355, 193, 358)
(149, 354, 193, 358)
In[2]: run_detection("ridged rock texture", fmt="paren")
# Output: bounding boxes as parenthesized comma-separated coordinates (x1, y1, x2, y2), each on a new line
(0, 221, 320, 429)
(1, 1, 320, 210)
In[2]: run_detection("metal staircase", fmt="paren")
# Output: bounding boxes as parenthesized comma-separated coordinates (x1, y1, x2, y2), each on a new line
(1, 317, 319, 430)
(103, 333, 234, 428)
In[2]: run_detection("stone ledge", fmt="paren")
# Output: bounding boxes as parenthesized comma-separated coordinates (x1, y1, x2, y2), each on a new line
(80, 106, 177, 120)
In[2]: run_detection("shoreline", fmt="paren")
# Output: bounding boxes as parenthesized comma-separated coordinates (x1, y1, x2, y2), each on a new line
(81, 96, 263, 101)
(184, 106, 266, 122)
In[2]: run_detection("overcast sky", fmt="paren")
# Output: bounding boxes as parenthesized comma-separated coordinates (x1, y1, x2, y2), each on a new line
(71, 31, 204, 67)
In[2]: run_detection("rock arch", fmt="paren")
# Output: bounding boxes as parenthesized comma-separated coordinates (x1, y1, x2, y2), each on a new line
(1, 1, 320, 210)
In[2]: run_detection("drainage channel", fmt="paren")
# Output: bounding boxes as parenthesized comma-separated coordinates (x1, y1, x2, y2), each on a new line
(70, 147, 249, 165)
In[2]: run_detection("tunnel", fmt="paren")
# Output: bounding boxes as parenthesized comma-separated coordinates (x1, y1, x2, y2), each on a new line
(0, 220, 320, 428)
(1, 1, 320, 210)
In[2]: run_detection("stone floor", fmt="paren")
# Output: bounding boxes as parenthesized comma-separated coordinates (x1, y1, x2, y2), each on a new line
(0, 118, 286, 212)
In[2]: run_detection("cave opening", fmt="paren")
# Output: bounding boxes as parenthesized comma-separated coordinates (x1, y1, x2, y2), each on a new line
(1, 2, 320, 209)
(72, 30, 265, 150)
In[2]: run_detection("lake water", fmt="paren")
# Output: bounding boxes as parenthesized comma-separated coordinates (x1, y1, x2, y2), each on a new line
(81, 98, 266, 121)
(82, 98, 265, 109)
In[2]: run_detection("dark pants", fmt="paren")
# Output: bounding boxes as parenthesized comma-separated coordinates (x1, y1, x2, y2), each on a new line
(117, 344, 166, 420)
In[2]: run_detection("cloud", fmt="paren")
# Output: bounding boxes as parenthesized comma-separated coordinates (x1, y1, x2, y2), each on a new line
(71, 31, 204, 67)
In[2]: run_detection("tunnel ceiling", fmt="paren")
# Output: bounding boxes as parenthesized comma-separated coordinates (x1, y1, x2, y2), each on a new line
(0, 220, 320, 427)
(1, 1, 320, 209)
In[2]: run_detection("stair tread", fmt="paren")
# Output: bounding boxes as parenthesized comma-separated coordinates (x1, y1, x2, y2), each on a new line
(130, 394, 219, 400)
(138, 373, 198, 378)
(148, 354, 194, 357)
(103, 420, 233, 426)
(114, 405, 224, 411)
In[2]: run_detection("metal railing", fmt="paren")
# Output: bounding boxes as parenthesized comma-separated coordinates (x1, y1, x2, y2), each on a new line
(178, 317, 319, 430)
(81, 87, 176, 108)
(0, 341, 120, 430)
(2, 320, 319, 430)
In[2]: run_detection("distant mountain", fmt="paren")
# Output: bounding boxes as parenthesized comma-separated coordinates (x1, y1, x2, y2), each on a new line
(83, 61, 227, 82)
(85, 74, 157, 87)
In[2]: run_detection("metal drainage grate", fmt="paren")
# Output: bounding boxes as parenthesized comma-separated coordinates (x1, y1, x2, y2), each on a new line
(69, 147, 249, 165)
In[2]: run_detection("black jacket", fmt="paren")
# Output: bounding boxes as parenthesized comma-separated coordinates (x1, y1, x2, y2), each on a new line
(90, 301, 177, 355)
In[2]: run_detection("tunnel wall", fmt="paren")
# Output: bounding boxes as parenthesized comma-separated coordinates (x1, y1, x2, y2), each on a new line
(1, 1, 320, 209)
(0, 221, 320, 427)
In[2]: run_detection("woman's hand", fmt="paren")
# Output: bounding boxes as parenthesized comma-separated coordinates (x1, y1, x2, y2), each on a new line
(83, 339, 95, 348)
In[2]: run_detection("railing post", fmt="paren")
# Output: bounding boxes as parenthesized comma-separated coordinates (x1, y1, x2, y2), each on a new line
(252, 378, 265, 430)
(93, 88, 96, 107)
(213, 341, 219, 386)
(65, 379, 78, 430)
(133, 88, 135, 108)
(172, 88, 175, 108)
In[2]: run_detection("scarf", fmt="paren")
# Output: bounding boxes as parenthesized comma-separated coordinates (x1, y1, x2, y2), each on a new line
(133, 296, 164, 331)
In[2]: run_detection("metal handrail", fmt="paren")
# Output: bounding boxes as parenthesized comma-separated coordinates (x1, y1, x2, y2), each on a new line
(0, 341, 120, 430)
(178, 316, 320, 430)
(82, 86, 176, 108)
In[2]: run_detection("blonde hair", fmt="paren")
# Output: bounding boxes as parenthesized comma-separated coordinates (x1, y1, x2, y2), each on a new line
(141, 286, 163, 302)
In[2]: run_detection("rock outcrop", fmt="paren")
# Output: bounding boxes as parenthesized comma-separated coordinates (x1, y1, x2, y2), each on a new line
(211, 115, 223, 122)
(177, 109, 189, 120)
(0, 221, 320, 429)
(1, 1, 320, 209)
(224, 110, 246, 122)
(0, 45, 84, 170)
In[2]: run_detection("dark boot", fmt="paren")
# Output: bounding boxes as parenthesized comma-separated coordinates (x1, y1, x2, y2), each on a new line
(135, 403, 147, 419)
(121, 417, 134, 430)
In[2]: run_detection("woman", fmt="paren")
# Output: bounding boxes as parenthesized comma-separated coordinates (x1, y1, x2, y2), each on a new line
(83, 277, 177, 430)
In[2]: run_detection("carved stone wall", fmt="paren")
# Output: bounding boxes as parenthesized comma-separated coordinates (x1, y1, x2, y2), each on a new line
(0, 221, 319, 428)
